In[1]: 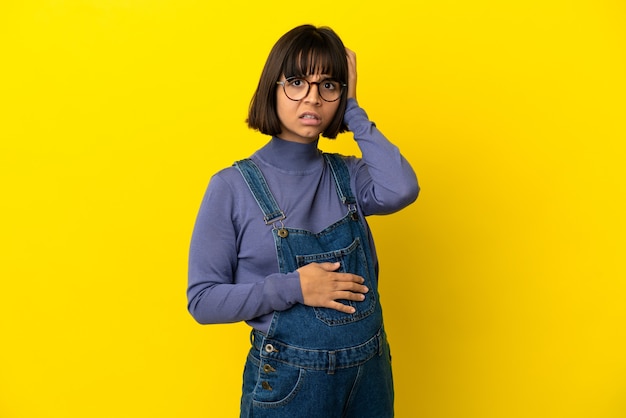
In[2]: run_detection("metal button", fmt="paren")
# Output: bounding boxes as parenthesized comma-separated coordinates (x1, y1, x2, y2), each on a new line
(261, 381, 273, 391)
(265, 343, 277, 353)
(277, 228, 289, 238)
(263, 364, 276, 373)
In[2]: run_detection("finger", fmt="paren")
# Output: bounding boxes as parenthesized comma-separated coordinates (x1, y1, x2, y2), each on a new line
(329, 278, 368, 294)
(333, 273, 366, 284)
(318, 261, 341, 271)
(328, 301, 357, 314)
(344, 48, 357, 100)
(335, 283, 369, 294)
(334, 290, 367, 302)
(345, 49, 356, 65)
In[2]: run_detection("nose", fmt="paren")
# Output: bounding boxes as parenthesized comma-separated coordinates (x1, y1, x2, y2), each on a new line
(303, 82, 322, 104)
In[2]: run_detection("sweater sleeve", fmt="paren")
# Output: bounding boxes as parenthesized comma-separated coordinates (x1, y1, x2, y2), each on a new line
(343, 98, 420, 215)
(187, 172, 303, 325)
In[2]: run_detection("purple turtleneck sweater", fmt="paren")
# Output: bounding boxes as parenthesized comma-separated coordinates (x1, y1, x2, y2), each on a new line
(187, 98, 419, 333)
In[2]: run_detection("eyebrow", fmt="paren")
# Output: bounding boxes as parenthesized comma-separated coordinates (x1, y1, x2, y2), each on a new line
(286, 74, 335, 80)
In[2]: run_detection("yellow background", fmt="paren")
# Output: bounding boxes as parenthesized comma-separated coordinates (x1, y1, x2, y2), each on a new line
(1, 1, 625, 417)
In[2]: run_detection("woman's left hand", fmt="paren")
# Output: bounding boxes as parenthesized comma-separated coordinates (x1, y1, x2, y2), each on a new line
(346, 48, 357, 100)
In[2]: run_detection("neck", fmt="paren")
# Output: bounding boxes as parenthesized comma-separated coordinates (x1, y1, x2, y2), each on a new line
(254, 136, 323, 173)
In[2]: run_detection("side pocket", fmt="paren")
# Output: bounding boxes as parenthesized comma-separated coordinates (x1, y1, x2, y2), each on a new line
(252, 360, 306, 408)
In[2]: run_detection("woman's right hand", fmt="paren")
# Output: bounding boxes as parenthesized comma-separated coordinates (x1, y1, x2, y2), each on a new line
(298, 262, 368, 314)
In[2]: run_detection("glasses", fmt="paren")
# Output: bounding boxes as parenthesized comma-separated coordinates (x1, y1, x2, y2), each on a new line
(277, 77, 346, 102)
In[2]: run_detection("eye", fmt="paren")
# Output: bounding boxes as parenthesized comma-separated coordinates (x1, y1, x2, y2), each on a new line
(287, 78, 306, 88)
(321, 80, 338, 90)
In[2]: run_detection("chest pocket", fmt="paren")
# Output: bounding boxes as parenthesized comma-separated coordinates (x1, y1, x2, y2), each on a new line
(296, 237, 377, 326)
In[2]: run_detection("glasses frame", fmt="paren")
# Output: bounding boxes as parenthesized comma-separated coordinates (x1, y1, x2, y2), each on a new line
(276, 77, 347, 102)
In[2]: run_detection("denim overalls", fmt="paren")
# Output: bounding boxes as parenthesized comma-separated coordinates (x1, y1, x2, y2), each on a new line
(235, 153, 394, 418)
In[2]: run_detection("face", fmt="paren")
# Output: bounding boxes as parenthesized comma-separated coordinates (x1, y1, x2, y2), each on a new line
(275, 74, 341, 144)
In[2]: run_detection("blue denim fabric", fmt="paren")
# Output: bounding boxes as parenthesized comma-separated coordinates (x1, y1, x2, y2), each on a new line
(235, 154, 394, 417)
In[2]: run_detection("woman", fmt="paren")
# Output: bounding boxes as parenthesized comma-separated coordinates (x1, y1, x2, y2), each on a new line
(188, 24, 419, 417)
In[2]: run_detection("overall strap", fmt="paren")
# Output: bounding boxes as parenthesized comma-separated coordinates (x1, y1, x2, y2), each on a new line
(233, 159, 286, 225)
(323, 153, 356, 206)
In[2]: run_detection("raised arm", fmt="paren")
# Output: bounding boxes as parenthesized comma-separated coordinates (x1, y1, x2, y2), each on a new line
(344, 48, 419, 215)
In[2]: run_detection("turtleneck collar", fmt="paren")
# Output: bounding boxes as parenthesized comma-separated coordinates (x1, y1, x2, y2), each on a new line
(253, 136, 324, 175)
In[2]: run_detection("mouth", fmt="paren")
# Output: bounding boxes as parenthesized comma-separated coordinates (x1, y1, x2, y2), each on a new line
(299, 112, 320, 121)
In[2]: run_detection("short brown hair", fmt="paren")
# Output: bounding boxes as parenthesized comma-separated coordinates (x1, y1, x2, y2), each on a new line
(247, 25, 349, 139)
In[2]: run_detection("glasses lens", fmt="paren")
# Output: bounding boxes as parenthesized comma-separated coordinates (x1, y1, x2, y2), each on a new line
(284, 78, 308, 101)
(318, 80, 341, 102)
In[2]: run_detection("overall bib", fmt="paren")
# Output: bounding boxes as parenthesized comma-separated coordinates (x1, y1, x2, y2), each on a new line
(236, 153, 394, 418)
